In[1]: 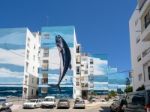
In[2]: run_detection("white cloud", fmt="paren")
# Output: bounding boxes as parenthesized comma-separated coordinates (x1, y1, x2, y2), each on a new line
(0, 68, 23, 78)
(49, 47, 74, 70)
(94, 82, 108, 85)
(92, 57, 108, 75)
(0, 48, 25, 66)
(0, 31, 26, 45)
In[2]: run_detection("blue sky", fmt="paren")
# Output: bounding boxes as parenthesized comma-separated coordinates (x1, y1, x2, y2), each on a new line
(0, 0, 137, 71)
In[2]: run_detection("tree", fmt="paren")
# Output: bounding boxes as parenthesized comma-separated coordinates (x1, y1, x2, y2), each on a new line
(117, 88, 124, 94)
(108, 90, 117, 97)
(124, 86, 133, 93)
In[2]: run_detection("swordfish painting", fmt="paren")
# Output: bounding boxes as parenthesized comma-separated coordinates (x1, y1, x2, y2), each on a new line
(49, 35, 71, 91)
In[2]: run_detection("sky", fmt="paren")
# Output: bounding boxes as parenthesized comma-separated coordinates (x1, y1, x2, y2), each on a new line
(0, 0, 137, 71)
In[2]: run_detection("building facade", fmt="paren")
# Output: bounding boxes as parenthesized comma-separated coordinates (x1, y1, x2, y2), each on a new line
(0, 26, 129, 99)
(23, 30, 40, 98)
(129, 0, 150, 91)
(38, 26, 78, 98)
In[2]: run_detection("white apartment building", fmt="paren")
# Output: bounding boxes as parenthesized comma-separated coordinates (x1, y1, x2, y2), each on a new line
(73, 44, 82, 99)
(129, 0, 150, 91)
(73, 48, 94, 99)
(22, 30, 40, 99)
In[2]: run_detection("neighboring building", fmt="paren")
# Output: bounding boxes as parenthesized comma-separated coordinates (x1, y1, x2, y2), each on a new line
(0, 28, 40, 99)
(73, 44, 82, 98)
(129, 0, 150, 91)
(23, 31, 40, 99)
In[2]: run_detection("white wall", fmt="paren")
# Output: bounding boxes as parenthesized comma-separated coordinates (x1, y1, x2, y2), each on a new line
(129, 3, 150, 91)
(23, 29, 40, 99)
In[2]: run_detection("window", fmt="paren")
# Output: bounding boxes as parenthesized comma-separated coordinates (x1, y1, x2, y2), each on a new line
(90, 59, 93, 64)
(33, 66, 35, 72)
(42, 73, 48, 84)
(138, 74, 142, 81)
(24, 75, 28, 85)
(144, 10, 150, 29)
(76, 56, 81, 64)
(132, 93, 145, 106)
(43, 48, 49, 57)
(26, 50, 29, 60)
(27, 38, 30, 47)
(34, 45, 36, 49)
(32, 89, 34, 95)
(76, 81, 79, 86)
(148, 66, 150, 80)
(26, 62, 29, 72)
(76, 45, 80, 53)
(42, 77, 48, 84)
(137, 55, 141, 62)
(42, 60, 49, 71)
(84, 70, 88, 74)
(43, 33, 50, 39)
(76, 66, 80, 74)
(135, 19, 138, 26)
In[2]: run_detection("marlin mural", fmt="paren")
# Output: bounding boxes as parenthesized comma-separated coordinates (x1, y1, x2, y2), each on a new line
(48, 35, 71, 91)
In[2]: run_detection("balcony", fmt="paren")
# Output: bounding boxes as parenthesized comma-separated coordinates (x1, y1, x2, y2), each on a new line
(81, 83, 89, 90)
(138, 0, 147, 10)
(139, 0, 150, 18)
(141, 24, 150, 41)
(142, 47, 150, 57)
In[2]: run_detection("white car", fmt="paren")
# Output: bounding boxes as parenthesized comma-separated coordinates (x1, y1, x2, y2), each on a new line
(0, 97, 13, 111)
(41, 96, 56, 108)
(23, 99, 42, 109)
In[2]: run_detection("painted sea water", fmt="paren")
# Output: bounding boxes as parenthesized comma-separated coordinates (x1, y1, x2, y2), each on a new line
(0, 87, 110, 98)
(0, 87, 73, 98)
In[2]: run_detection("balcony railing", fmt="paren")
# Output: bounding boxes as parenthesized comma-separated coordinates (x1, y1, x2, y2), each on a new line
(138, 0, 147, 10)
(142, 47, 150, 57)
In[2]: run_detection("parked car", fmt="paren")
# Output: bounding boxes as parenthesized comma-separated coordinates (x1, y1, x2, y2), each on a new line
(110, 98, 127, 112)
(41, 96, 56, 108)
(0, 97, 12, 112)
(57, 99, 70, 109)
(124, 90, 150, 112)
(74, 99, 85, 109)
(23, 99, 42, 109)
(100, 99, 106, 102)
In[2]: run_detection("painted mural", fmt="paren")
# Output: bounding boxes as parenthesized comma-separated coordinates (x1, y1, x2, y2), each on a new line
(40, 26, 75, 87)
(0, 28, 26, 86)
(91, 54, 129, 92)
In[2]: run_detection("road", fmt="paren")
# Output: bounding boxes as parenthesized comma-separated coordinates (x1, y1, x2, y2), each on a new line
(13, 106, 110, 112)
(10, 99, 111, 112)
(12, 104, 110, 112)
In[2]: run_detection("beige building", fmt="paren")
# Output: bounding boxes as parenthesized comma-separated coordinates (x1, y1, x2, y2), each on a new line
(129, 0, 150, 91)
